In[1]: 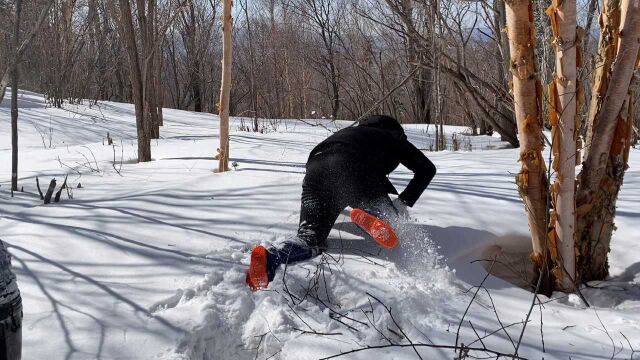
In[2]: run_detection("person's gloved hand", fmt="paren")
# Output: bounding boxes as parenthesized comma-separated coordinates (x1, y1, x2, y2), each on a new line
(391, 197, 410, 219)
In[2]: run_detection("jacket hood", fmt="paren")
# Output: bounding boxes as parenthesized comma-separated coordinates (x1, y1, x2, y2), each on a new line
(359, 115, 406, 140)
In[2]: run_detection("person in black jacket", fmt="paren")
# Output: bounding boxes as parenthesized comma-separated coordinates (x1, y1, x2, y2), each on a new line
(246, 115, 436, 290)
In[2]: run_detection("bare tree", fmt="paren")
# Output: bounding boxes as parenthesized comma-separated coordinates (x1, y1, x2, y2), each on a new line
(505, 0, 640, 292)
(402, 0, 431, 124)
(11, 0, 22, 195)
(505, 0, 551, 292)
(381, 0, 521, 147)
(111, 0, 181, 162)
(576, 0, 640, 282)
(547, 0, 579, 290)
(240, 0, 258, 130)
(113, 0, 152, 162)
(297, 0, 345, 120)
(218, 0, 233, 172)
(181, 0, 204, 112)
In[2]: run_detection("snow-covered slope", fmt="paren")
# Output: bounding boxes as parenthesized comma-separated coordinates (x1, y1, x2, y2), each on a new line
(1, 90, 639, 359)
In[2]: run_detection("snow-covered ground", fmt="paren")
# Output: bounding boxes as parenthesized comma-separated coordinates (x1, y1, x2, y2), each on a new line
(1, 90, 638, 360)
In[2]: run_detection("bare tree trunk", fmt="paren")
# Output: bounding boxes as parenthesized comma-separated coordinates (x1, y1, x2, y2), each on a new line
(505, 0, 552, 292)
(328, 49, 340, 120)
(578, 0, 640, 204)
(116, 0, 151, 162)
(493, 0, 514, 139)
(11, 0, 22, 195)
(494, 0, 511, 87)
(144, 0, 160, 139)
(479, 115, 487, 135)
(191, 62, 202, 112)
(303, 0, 343, 120)
(547, 0, 578, 291)
(242, 0, 258, 130)
(577, 0, 640, 282)
(284, 49, 294, 119)
(433, 0, 442, 150)
(218, 0, 233, 172)
(60, 0, 74, 105)
(302, 56, 309, 117)
(403, 0, 430, 124)
(634, 92, 640, 145)
(586, 67, 637, 277)
(155, 6, 164, 127)
(581, 0, 601, 138)
(584, 0, 622, 155)
(182, 0, 202, 112)
(156, 43, 164, 126)
(88, 0, 102, 101)
(535, 0, 555, 91)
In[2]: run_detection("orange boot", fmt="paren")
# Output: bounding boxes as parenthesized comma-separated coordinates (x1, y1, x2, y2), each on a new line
(246, 245, 270, 291)
(350, 208, 399, 249)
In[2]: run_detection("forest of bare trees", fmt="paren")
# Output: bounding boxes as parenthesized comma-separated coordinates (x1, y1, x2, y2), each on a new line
(1, 0, 638, 143)
(0, 1, 577, 139)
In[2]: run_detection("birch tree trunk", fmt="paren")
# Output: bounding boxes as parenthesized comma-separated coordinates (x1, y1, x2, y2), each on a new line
(579, 0, 640, 195)
(218, 0, 233, 172)
(584, 71, 638, 281)
(505, 0, 552, 292)
(546, 0, 578, 290)
(576, 0, 640, 282)
(584, 0, 622, 156)
(576, 0, 621, 282)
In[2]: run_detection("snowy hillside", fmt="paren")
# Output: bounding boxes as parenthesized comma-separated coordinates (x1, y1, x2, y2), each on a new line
(1, 90, 639, 360)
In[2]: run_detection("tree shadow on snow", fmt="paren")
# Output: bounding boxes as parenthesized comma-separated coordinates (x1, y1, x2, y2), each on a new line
(8, 244, 187, 360)
(578, 261, 640, 308)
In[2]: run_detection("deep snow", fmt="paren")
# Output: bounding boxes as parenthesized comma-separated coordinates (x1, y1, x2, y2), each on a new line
(1, 90, 639, 360)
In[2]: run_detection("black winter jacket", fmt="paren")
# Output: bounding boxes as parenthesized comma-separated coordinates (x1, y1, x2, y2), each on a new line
(307, 115, 436, 207)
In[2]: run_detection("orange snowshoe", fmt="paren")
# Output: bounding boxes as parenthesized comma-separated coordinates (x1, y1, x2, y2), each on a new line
(350, 208, 399, 249)
(246, 245, 270, 291)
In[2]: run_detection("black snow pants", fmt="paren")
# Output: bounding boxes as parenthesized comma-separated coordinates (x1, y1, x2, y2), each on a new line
(265, 151, 397, 280)
(0, 297, 22, 360)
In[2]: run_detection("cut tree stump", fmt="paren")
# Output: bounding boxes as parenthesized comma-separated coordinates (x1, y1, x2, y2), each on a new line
(43, 179, 57, 204)
(54, 175, 68, 203)
(36, 177, 44, 200)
